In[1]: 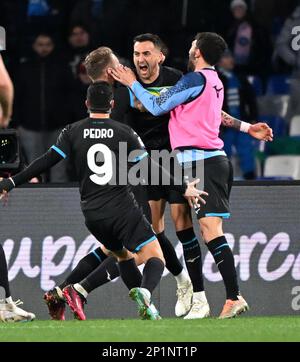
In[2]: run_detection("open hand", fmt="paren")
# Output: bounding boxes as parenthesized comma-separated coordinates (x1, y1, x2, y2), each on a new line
(109, 65, 137, 87)
(184, 178, 208, 208)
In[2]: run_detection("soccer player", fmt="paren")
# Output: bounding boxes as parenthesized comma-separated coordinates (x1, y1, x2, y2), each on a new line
(111, 32, 273, 318)
(44, 44, 272, 321)
(0, 54, 36, 322)
(0, 81, 204, 320)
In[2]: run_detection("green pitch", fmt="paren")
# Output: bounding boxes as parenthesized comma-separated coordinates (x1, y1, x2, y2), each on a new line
(0, 316, 300, 342)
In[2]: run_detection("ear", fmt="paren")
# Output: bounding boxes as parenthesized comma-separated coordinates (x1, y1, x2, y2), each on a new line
(110, 99, 115, 109)
(158, 52, 165, 65)
(85, 99, 90, 109)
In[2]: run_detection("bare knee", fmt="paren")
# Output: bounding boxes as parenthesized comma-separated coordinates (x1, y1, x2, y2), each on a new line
(199, 217, 223, 243)
(136, 239, 165, 265)
(171, 204, 193, 231)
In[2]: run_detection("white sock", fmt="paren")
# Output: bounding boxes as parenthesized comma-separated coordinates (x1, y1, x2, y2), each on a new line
(193, 291, 207, 302)
(55, 286, 63, 299)
(73, 284, 88, 299)
(5, 296, 13, 304)
(140, 288, 151, 300)
(174, 269, 190, 286)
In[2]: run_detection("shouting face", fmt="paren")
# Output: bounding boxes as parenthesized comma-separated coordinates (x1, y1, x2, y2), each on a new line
(133, 41, 163, 83)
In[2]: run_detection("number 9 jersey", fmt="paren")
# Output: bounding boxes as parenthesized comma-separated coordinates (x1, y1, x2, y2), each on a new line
(53, 116, 148, 219)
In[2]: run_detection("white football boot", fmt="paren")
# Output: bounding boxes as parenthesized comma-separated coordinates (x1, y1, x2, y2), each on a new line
(184, 291, 210, 319)
(175, 280, 193, 317)
(0, 299, 35, 322)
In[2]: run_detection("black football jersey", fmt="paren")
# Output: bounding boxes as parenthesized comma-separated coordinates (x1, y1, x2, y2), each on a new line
(112, 66, 182, 151)
(54, 117, 146, 215)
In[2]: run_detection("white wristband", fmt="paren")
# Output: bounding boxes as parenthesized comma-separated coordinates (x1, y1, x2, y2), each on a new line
(240, 121, 250, 133)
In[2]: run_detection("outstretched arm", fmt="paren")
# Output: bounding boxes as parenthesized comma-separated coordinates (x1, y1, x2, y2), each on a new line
(110, 66, 204, 116)
(221, 111, 273, 141)
(0, 148, 63, 198)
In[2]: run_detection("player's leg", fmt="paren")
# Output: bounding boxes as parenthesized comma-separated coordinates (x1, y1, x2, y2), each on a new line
(44, 246, 120, 320)
(170, 202, 208, 318)
(129, 238, 165, 320)
(0, 244, 35, 322)
(196, 156, 248, 318)
(200, 216, 248, 318)
(149, 198, 190, 282)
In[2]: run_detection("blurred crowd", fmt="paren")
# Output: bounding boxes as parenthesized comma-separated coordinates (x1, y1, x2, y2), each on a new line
(1, 0, 300, 181)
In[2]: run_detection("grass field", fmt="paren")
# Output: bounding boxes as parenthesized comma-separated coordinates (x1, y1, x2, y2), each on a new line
(0, 316, 300, 342)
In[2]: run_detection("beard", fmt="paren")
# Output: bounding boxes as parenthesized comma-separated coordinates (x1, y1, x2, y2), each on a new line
(187, 52, 196, 72)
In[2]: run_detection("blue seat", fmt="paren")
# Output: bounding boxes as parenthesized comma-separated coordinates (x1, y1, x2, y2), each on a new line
(260, 115, 287, 137)
(266, 74, 291, 95)
(247, 75, 263, 96)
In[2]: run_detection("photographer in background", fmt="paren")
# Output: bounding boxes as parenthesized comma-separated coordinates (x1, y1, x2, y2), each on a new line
(0, 52, 35, 322)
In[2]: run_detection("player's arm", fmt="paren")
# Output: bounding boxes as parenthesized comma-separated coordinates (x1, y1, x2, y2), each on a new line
(221, 111, 273, 142)
(110, 66, 204, 116)
(0, 127, 70, 197)
(0, 55, 14, 128)
(0, 148, 63, 197)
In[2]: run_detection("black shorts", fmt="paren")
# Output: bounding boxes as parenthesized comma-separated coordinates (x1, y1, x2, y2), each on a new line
(84, 203, 155, 253)
(192, 156, 233, 219)
(146, 184, 187, 204)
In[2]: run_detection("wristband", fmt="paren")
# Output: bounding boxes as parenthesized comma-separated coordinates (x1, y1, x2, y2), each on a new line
(240, 121, 250, 133)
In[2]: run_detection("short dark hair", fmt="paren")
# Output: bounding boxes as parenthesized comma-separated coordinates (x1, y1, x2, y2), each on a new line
(84, 47, 114, 80)
(87, 81, 113, 113)
(133, 33, 168, 56)
(194, 32, 227, 66)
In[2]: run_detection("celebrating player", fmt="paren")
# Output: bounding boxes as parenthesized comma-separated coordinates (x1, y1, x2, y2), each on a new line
(0, 81, 205, 320)
(111, 32, 273, 318)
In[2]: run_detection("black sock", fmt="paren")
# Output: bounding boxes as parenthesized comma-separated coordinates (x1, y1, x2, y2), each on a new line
(118, 258, 142, 290)
(80, 256, 120, 293)
(141, 257, 165, 294)
(206, 236, 239, 300)
(176, 228, 204, 292)
(59, 247, 107, 289)
(0, 244, 10, 298)
(157, 231, 183, 276)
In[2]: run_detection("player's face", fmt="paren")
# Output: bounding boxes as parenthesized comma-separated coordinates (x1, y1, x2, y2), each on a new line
(133, 41, 163, 82)
(188, 40, 197, 71)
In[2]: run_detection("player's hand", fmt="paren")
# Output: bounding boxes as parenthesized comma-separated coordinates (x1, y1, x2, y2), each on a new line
(184, 179, 208, 207)
(248, 123, 273, 142)
(109, 65, 137, 87)
(0, 177, 14, 200)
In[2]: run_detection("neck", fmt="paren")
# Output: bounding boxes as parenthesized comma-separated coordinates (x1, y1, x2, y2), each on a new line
(194, 60, 213, 72)
(90, 113, 110, 119)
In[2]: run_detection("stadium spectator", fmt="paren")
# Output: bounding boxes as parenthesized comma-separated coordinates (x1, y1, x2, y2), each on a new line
(218, 50, 258, 179)
(66, 24, 92, 78)
(0, 54, 35, 322)
(274, 1, 300, 122)
(15, 33, 74, 182)
(70, 0, 131, 57)
(227, 0, 272, 78)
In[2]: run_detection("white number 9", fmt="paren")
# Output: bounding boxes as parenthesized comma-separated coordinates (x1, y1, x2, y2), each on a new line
(87, 144, 113, 185)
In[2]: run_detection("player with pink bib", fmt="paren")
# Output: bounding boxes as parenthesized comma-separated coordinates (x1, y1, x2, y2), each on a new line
(111, 32, 258, 319)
